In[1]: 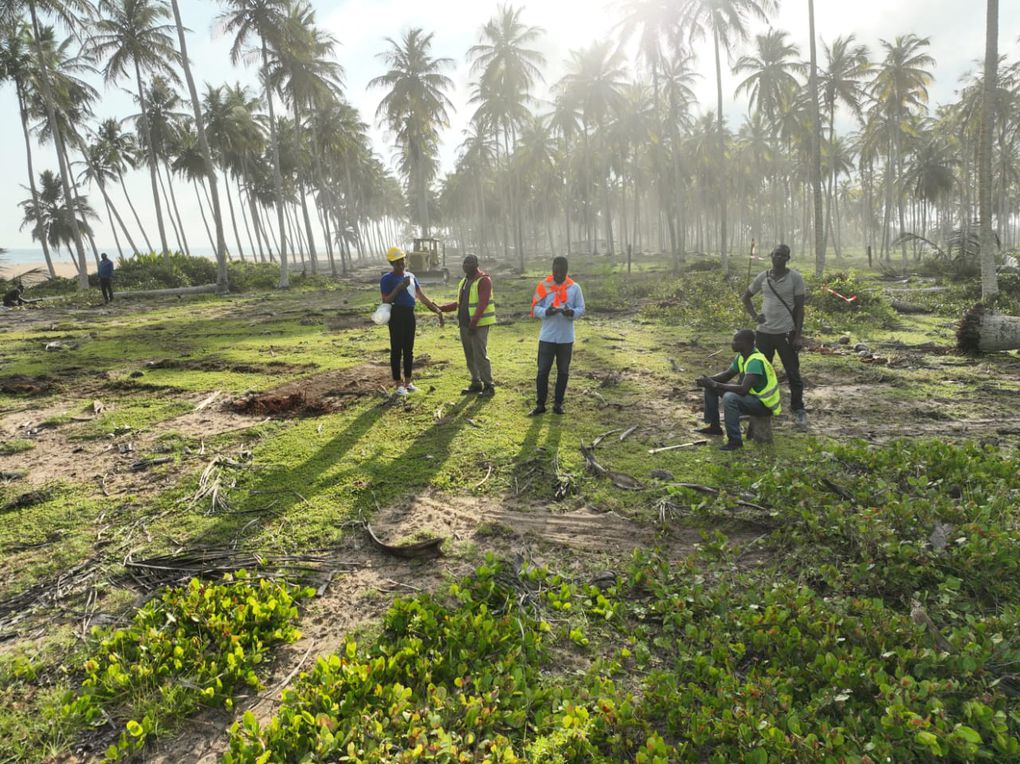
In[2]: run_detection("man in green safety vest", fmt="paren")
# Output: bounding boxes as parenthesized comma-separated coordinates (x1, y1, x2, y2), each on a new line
(695, 329, 782, 451)
(439, 254, 497, 398)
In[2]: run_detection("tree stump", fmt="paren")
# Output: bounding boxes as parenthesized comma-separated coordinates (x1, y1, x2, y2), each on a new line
(746, 415, 774, 444)
(957, 304, 1020, 353)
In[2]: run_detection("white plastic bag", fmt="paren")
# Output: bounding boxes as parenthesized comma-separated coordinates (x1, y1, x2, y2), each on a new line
(371, 302, 392, 326)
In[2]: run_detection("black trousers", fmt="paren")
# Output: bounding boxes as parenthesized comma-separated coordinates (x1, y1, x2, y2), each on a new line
(536, 341, 573, 406)
(755, 331, 804, 412)
(388, 305, 416, 381)
(100, 278, 113, 302)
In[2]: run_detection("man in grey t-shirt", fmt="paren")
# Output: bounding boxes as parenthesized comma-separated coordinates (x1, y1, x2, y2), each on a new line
(741, 244, 807, 427)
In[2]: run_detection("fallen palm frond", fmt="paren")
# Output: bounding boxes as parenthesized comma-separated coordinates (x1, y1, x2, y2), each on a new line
(580, 439, 644, 491)
(122, 547, 358, 591)
(0, 558, 102, 639)
(190, 452, 254, 514)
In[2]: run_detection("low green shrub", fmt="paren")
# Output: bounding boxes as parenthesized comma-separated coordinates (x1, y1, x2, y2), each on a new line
(63, 572, 311, 761)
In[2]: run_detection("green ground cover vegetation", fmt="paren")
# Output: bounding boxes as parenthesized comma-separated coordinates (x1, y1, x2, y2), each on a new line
(0, 256, 1017, 761)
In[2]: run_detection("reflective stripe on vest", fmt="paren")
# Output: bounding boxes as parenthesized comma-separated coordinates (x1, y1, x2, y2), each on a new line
(458, 276, 496, 327)
(737, 351, 783, 415)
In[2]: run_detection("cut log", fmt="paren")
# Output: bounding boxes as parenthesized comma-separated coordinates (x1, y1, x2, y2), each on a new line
(891, 299, 930, 314)
(957, 304, 1020, 353)
(746, 416, 774, 444)
(117, 283, 219, 299)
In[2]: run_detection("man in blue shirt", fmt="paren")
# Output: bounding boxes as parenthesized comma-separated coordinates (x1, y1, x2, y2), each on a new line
(98, 253, 114, 303)
(529, 256, 585, 415)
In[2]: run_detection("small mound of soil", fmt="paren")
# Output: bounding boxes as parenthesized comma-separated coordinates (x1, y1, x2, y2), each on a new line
(0, 375, 56, 396)
(229, 359, 447, 418)
(230, 392, 336, 417)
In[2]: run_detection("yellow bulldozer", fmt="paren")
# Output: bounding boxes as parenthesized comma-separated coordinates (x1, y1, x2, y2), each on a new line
(405, 238, 450, 284)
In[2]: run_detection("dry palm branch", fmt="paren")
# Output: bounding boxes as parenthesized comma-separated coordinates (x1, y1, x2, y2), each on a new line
(122, 547, 358, 591)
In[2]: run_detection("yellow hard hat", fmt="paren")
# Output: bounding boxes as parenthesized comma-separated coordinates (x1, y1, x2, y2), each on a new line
(386, 246, 406, 263)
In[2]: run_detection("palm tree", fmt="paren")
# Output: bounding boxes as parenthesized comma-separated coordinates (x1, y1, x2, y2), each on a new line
(558, 40, 628, 255)
(734, 29, 802, 126)
(870, 34, 934, 263)
(77, 134, 140, 255)
(267, 1, 344, 275)
(821, 34, 870, 257)
(469, 5, 544, 265)
(91, 0, 179, 258)
(978, 0, 999, 299)
(678, 0, 778, 270)
(217, 0, 291, 287)
(1, 20, 56, 276)
(169, 0, 227, 289)
(14, 0, 95, 288)
(617, 0, 683, 260)
(95, 117, 152, 251)
(138, 75, 190, 253)
(20, 168, 97, 256)
(370, 27, 454, 238)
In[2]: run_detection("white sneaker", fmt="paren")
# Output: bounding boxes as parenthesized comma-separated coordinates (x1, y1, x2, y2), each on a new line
(405, 383, 418, 393)
(395, 385, 408, 396)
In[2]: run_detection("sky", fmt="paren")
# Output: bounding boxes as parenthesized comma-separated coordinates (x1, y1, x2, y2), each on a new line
(1, 0, 1018, 258)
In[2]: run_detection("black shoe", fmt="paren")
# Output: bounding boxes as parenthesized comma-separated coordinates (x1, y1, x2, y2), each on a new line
(552, 404, 565, 415)
(478, 385, 495, 398)
(696, 425, 724, 436)
(718, 441, 743, 451)
(461, 384, 483, 395)
(528, 405, 546, 416)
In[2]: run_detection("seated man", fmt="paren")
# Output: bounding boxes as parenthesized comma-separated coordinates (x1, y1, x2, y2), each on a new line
(696, 328, 782, 451)
(2, 284, 31, 307)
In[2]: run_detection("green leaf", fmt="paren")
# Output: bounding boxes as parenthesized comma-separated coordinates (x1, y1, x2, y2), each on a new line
(744, 748, 768, 764)
(954, 725, 982, 745)
(126, 719, 145, 738)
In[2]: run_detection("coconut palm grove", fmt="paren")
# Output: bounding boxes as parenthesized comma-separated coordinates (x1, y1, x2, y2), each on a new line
(0, 0, 1019, 762)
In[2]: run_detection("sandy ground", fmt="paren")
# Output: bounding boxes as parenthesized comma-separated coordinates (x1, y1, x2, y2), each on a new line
(4, 259, 81, 280)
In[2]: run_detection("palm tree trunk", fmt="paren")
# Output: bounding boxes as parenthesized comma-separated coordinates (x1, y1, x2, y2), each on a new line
(16, 84, 56, 277)
(807, 0, 825, 277)
(171, 0, 229, 288)
(28, 2, 88, 288)
(163, 162, 191, 255)
(133, 59, 170, 257)
(713, 25, 729, 272)
(193, 179, 217, 251)
(119, 172, 153, 251)
(260, 39, 288, 287)
(105, 196, 124, 259)
(223, 176, 246, 261)
(291, 102, 318, 274)
(979, 0, 999, 299)
(155, 163, 185, 253)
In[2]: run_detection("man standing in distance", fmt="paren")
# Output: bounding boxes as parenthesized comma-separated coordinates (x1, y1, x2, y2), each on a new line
(741, 244, 807, 428)
(98, 253, 115, 303)
(530, 256, 585, 416)
(439, 254, 497, 398)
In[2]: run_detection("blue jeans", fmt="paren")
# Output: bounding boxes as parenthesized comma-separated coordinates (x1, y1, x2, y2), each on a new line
(703, 389, 770, 443)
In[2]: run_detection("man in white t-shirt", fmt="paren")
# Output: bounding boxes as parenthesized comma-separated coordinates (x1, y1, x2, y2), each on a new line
(741, 244, 807, 428)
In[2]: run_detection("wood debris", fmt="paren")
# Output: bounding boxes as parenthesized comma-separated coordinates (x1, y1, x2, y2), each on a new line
(365, 524, 444, 559)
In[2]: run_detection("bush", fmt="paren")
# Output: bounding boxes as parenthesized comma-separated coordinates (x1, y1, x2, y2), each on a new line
(642, 271, 747, 329)
(226, 261, 279, 292)
(110, 252, 218, 291)
(806, 271, 897, 327)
